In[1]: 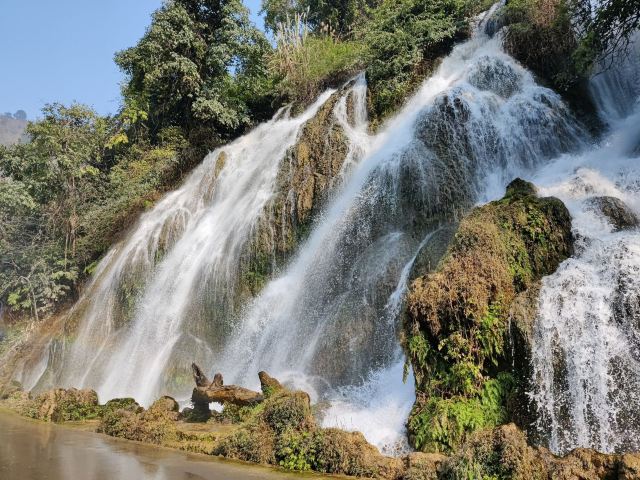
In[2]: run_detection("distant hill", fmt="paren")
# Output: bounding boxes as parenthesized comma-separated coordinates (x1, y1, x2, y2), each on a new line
(0, 111, 28, 146)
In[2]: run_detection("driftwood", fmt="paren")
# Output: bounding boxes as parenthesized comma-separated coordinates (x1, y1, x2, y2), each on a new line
(190, 363, 284, 409)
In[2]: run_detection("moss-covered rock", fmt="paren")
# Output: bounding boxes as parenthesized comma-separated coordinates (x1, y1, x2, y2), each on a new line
(238, 81, 357, 301)
(403, 452, 448, 480)
(98, 396, 179, 445)
(441, 423, 547, 480)
(26, 388, 101, 422)
(102, 397, 143, 415)
(406, 179, 573, 452)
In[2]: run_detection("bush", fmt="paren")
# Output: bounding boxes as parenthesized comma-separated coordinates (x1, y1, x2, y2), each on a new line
(270, 16, 366, 104)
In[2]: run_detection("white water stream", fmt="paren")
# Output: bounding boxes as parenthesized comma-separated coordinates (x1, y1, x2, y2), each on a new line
(529, 38, 640, 454)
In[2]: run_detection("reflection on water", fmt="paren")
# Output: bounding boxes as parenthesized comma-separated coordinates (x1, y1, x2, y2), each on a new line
(0, 412, 313, 480)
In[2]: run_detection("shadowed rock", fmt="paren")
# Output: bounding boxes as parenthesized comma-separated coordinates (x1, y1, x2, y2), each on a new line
(587, 196, 640, 231)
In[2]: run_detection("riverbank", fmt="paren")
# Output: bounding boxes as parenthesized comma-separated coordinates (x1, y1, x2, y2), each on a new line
(0, 409, 337, 480)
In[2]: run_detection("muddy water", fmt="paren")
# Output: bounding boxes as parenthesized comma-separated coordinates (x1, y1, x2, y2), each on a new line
(0, 412, 324, 480)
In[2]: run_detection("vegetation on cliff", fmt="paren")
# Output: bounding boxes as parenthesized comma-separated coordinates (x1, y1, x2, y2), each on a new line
(405, 179, 574, 453)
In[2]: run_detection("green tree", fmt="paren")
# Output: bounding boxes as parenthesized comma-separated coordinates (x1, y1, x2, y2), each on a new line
(572, 0, 640, 70)
(115, 0, 273, 143)
(0, 104, 115, 319)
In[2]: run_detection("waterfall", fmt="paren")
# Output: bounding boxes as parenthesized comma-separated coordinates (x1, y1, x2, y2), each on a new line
(209, 19, 583, 452)
(22, 5, 594, 454)
(530, 38, 640, 454)
(50, 88, 349, 404)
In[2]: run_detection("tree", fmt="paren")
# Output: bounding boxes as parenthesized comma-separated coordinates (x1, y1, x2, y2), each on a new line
(115, 0, 273, 143)
(261, 0, 376, 36)
(572, 0, 640, 70)
(14, 110, 27, 121)
(0, 104, 115, 319)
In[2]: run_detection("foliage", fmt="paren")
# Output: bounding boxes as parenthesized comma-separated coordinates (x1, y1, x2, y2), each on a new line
(269, 14, 365, 103)
(115, 0, 274, 142)
(410, 373, 515, 453)
(262, 0, 375, 35)
(277, 430, 316, 471)
(267, 0, 489, 117)
(406, 179, 573, 452)
(361, 0, 482, 119)
(502, 0, 585, 94)
(571, 0, 640, 71)
(0, 105, 115, 319)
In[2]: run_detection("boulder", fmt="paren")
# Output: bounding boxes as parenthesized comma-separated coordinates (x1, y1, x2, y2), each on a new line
(403, 452, 447, 480)
(587, 196, 639, 231)
(29, 388, 100, 422)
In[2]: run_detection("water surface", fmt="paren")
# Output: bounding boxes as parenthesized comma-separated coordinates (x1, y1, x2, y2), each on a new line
(0, 411, 321, 480)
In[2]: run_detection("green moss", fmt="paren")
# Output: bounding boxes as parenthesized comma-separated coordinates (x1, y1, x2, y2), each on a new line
(410, 373, 516, 453)
(406, 179, 572, 452)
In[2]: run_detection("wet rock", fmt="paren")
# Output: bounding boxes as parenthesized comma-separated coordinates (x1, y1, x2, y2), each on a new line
(586, 196, 640, 231)
(239, 83, 355, 302)
(467, 56, 523, 98)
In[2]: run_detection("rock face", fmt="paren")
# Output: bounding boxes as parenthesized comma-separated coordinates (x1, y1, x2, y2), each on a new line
(586, 196, 640, 231)
(238, 80, 360, 299)
(405, 179, 573, 452)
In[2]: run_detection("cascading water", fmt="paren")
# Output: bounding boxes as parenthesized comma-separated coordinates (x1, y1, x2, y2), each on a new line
(529, 37, 640, 455)
(46, 88, 345, 404)
(21, 4, 597, 454)
(210, 8, 584, 452)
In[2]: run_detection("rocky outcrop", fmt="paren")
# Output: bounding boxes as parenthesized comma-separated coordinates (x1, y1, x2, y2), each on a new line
(405, 179, 573, 452)
(238, 80, 360, 298)
(587, 196, 640, 231)
(443, 423, 640, 480)
(3, 382, 639, 480)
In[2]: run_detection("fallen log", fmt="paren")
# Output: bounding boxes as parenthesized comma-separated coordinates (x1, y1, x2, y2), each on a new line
(191, 363, 264, 408)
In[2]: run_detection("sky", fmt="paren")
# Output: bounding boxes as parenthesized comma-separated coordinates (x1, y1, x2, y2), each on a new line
(0, 0, 263, 120)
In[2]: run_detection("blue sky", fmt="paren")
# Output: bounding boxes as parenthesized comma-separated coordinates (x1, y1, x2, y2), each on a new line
(0, 0, 263, 119)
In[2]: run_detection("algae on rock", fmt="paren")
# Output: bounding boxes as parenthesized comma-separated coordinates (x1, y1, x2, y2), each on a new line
(405, 179, 573, 453)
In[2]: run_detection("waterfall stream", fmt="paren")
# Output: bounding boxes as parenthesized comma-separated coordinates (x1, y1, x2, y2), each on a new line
(19, 5, 622, 454)
(530, 38, 640, 454)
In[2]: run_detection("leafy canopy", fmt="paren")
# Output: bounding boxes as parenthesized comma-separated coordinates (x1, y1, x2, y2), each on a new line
(116, 0, 273, 140)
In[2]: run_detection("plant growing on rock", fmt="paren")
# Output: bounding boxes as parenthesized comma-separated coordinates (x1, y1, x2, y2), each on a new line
(405, 179, 573, 452)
